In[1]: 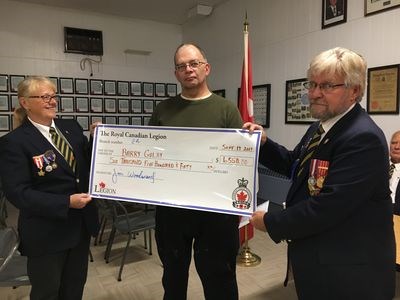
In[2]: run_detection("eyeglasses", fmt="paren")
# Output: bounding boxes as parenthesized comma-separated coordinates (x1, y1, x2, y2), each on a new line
(303, 81, 346, 93)
(175, 60, 207, 72)
(28, 94, 60, 103)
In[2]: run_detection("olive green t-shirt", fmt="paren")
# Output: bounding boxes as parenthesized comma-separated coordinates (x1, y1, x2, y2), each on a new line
(149, 93, 243, 129)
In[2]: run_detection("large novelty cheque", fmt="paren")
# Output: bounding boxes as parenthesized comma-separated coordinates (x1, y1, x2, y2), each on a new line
(89, 125, 261, 217)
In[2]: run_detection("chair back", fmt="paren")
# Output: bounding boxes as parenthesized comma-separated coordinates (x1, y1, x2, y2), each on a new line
(0, 227, 19, 273)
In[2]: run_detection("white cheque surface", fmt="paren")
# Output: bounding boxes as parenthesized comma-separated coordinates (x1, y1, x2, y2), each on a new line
(89, 125, 261, 216)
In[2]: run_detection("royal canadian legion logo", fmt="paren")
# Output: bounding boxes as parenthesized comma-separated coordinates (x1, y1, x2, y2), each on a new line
(232, 178, 252, 209)
(94, 181, 116, 194)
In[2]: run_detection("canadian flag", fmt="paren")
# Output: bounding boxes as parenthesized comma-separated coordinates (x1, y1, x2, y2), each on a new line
(238, 18, 254, 245)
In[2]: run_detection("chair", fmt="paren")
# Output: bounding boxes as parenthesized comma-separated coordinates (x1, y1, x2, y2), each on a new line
(0, 227, 30, 287)
(104, 200, 155, 281)
(94, 198, 114, 245)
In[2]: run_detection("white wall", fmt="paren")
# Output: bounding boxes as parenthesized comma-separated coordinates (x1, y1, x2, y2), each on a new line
(0, 0, 182, 82)
(182, 0, 400, 148)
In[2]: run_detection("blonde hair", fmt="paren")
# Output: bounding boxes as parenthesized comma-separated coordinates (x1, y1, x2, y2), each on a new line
(12, 107, 27, 129)
(17, 76, 56, 98)
(307, 47, 366, 102)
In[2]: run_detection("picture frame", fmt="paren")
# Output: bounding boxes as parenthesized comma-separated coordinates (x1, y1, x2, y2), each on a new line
(365, 0, 400, 16)
(285, 78, 317, 124)
(143, 82, 155, 97)
(213, 89, 226, 97)
(131, 99, 142, 114)
(322, 0, 347, 29)
(90, 79, 103, 95)
(118, 116, 130, 125)
(76, 115, 89, 131)
(59, 77, 74, 94)
(76, 97, 89, 113)
(90, 97, 103, 113)
(60, 96, 74, 113)
(367, 64, 399, 114)
(0, 94, 9, 111)
(130, 81, 142, 96)
(117, 81, 129, 96)
(0, 74, 8, 92)
(0, 115, 10, 131)
(104, 116, 117, 124)
(143, 99, 154, 114)
(104, 80, 117, 96)
(90, 115, 103, 124)
(10, 95, 19, 111)
(155, 99, 163, 107)
(75, 78, 89, 94)
(143, 116, 151, 126)
(131, 116, 142, 126)
(49, 77, 59, 93)
(118, 98, 130, 113)
(155, 83, 166, 97)
(104, 98, 117, 113)
(10, 75, 25, 93)
(239, 84, 271, 128)
(166, 83, 177, 97)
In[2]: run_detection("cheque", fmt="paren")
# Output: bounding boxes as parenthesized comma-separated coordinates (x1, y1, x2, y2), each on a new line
(89, 125, 261, 216)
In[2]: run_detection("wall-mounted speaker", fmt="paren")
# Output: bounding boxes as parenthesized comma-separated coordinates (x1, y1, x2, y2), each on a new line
(64, 27, 103, 56)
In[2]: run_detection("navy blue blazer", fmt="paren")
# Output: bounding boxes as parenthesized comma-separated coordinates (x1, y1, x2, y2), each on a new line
(259, 104, 395, 299)
(0, 119, 99, 257)
(393, 177, 400, 215)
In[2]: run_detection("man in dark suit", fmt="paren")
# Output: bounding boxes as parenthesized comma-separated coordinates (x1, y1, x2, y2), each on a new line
(391, 131, 400, 214)
(244, 47, 395, 299)
(326, 0, 343, 20)
(0, 76, 99, 300)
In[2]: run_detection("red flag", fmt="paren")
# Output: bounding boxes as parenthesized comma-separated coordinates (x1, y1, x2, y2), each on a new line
(238, 17, 254, 245)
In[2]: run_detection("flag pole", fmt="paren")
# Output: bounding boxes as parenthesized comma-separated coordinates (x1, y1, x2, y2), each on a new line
(236, 12, 261, 267)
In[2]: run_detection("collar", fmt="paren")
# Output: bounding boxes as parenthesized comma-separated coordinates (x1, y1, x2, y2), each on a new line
(180, 92, 212, 101)
(28, 117, 56, 137)
(320, 103, 356, 135)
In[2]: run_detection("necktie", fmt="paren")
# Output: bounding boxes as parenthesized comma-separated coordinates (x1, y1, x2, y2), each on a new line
(49, 127, 76, 173)
(297, 125, 325, 177)
(389, 163, 395, 179)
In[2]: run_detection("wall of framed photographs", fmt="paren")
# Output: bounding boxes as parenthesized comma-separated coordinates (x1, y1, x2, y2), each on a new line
(0, 74, 177, 134)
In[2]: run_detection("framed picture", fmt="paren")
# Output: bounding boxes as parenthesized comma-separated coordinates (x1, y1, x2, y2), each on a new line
(155, 83, 166, 97)
(367, 64, 399, 114)
(118, 98, 130, 113)
(59, 77, 74, 94)
(322, 0, 347, 29)
(155, 99, 163, 107)
(365, 0, 400, 16)
(10, 75, 25, 93)
(252, 84, 271, 128)
(90, 115, 103, 124)
(131, 99, 142, 113)
(130, 81, 142, 96)
(90, 97, 103, 113)
(75, 78, 89, 94)
(213, 89, 226, 97)
(0, 94, 9, 111)
(117, 81, 129, 96)
(104, 116, 117, 124)
(0, 74, 8, 92)
(143, 82, 154, 97)
(49, 77, 59, 93)
(143, 99, 154, 114)
(166, 83, 177, 97)
(76, 115, 89, 131)
(90, 79, 103, 95)
(0, 115, 10, 131)
(131, 116, 142, 126)
(118, 116, 130, 125)
(60, 96, 74, 113)
(104, 80, 117, 96)
(76, 97, 89, 112)
(143, 116, 151, 125)
(104, 98, 117, 113)
(285, 78, 317, 124)
(10, 95, 19, 111)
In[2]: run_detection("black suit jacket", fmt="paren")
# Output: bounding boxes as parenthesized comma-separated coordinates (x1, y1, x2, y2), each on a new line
(0, 119, 99, 257)
(259, 104, 395, 299)
(393, 177, 400, 215)
(326, 1, 343, 20)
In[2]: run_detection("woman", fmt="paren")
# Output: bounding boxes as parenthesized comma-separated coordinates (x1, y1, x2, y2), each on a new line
(0, 76, 99, 300)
